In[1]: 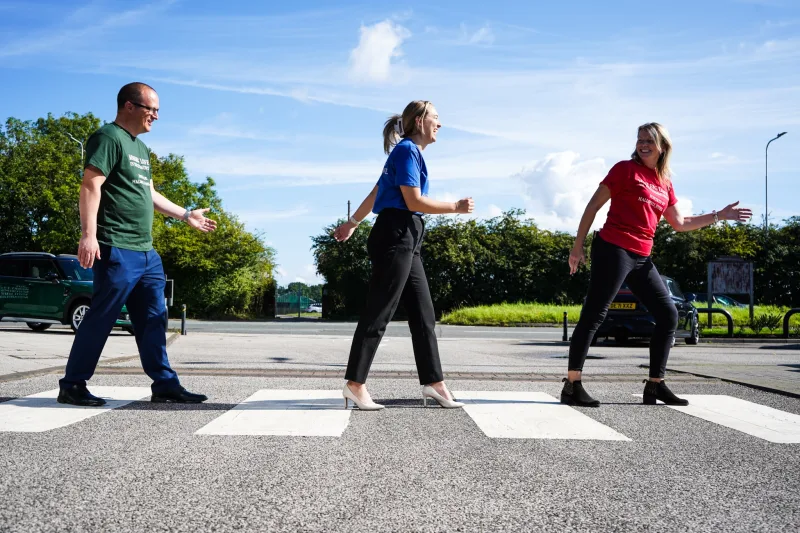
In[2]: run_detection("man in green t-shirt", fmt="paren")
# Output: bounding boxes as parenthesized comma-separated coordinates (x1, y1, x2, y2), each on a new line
(58, 82, 218, 406)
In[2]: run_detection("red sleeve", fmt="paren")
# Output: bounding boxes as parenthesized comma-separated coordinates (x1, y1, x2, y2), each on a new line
(667, 184, 678, 207)
(600, 161, 627, 195)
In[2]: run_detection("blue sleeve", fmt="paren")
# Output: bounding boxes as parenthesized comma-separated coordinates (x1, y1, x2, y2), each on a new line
(392, 143, 421, 188)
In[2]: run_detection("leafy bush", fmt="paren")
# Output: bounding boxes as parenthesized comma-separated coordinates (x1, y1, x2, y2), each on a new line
(748, 312, 783, 333)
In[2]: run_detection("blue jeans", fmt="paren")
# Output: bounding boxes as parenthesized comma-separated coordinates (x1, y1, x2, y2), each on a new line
(60, 245, 180, 394)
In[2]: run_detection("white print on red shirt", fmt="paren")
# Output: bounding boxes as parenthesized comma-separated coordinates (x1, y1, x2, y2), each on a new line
(634, 176, 668, 210)
(634, 176, 668, 200)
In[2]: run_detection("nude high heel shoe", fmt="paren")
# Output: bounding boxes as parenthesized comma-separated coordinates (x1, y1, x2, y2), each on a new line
(342, 384, 385, 411)
(422, 385, 464, 409)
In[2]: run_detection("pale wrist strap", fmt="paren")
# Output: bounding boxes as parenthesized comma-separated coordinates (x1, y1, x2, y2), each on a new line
(348, 215, 360, 225)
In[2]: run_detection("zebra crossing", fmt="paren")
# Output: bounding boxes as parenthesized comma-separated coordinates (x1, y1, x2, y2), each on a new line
(1, 386, 799, 443)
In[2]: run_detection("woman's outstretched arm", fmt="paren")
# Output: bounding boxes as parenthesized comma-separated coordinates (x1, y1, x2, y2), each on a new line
(663, 201, 752, 232)
(569, 185, 611, 275)
(334, 185, 379, 242)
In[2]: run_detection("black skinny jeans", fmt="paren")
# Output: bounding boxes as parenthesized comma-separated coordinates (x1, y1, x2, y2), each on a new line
(345, 208, 443, 385)
(568, 235, 678, 379)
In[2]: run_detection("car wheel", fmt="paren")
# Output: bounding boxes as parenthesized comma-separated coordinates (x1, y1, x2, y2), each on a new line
(614, 330, 629, 346)
(70, 302, 91, 332)
(685, 317, 700, 345)
(26, 322, 52, 332)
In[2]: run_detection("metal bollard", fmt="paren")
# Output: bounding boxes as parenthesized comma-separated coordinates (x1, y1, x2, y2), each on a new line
(181, 304, 187, 336)
(562, 311, 568, 342)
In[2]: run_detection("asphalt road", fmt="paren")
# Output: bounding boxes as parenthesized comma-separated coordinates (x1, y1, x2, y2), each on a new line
(1, 374, 798, 533)
(165, 318, 567, 339)
(2, 318, 568, 340)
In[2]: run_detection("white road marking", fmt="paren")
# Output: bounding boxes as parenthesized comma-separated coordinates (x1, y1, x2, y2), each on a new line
(636, 394, 800, 443)
(195, 390, 351, 437)
(456, 391, 630, 440)
(0, 387, 151, 433)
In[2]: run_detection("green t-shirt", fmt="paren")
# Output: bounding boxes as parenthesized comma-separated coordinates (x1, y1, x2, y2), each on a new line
(85, 122, 154, 252)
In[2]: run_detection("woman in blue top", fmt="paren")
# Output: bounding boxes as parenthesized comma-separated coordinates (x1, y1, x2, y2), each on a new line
(334, 100, 474, 411)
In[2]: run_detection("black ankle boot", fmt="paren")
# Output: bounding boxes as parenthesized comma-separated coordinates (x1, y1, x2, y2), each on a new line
(642, 380, 689, 406)
(560, 378, 600, 407)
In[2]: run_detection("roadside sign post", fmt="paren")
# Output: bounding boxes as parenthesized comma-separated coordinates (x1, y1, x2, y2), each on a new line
(707, 257, 754, 328)
(164, 278, 174, 333)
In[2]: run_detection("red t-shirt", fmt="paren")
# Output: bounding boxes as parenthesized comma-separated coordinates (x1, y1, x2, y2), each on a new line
(597, 160, 677, 256)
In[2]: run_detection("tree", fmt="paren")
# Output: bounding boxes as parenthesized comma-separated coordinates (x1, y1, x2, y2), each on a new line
(0, 113, 100, 252)
(149, 153, 276, 318)
(0, 112, 277, 318)
(312, 210, 800, 317)
(312, 211, 590, 318)
(312, 219, 372, 317)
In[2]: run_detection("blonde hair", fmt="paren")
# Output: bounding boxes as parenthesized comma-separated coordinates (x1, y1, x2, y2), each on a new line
(382, 100, 432, 154)
(631, 122, 673, 185)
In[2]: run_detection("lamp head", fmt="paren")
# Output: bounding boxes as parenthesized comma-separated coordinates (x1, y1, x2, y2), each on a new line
(777, 132, 787, 138)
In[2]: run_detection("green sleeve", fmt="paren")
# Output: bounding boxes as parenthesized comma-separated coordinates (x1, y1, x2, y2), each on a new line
(84, 131, 120, 176)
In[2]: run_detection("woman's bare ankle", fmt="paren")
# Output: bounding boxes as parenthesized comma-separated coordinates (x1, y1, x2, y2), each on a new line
(346, 381, 365, 392)
(428, 381, 451, 400)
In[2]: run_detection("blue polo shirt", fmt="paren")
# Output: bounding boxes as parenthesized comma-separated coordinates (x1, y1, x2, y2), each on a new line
(373, 138, 428, 214)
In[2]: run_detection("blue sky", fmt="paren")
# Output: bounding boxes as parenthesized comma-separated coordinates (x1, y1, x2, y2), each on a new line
(1, 0, 798, 286)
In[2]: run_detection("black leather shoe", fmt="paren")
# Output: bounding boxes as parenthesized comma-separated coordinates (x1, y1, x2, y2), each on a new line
(560, 378, 601, 407)
(57, 385, 107, 407)
(643, 379, 689, 406)
(151, 387, 208, 404)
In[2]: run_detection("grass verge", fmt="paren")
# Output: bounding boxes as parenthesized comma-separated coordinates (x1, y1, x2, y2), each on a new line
(441, 302, 800, 334)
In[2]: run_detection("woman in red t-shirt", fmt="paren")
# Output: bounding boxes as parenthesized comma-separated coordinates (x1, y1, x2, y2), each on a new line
(563, 123, 752, 407)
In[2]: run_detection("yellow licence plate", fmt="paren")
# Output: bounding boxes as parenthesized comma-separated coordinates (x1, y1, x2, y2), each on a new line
(610, 302, 636, 310)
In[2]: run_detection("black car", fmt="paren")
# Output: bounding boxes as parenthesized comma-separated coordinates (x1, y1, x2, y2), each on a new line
(593, 275, 699, 345)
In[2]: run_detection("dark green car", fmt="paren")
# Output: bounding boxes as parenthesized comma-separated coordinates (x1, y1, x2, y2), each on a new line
(0, 252, 133, 333)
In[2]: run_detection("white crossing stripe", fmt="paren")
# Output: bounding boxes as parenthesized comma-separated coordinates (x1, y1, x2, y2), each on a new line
(195, 390, 351, 437)
(0, 387, 151, 433)
(637, 394, 800, 444)
(455, 391, 630, 440)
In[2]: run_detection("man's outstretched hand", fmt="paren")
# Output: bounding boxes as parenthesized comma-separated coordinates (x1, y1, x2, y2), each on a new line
(187, 208, 218, 233)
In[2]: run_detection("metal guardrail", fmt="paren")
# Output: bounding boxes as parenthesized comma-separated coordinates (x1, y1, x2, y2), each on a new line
(782, 308, 800, 339)
(694, 308, 734, 337)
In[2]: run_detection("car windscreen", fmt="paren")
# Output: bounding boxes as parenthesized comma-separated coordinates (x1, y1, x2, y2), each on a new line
(666, 279, 685, 299)
(56, 258, 93, 281)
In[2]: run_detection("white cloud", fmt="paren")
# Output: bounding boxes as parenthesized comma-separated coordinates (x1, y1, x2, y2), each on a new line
(238, 207, 311, 223)
(709, 152, 740, 164)
(465, 24, 494, 45)
(514, 152, 609, 231)
(675, 196, 695, 216)
(349, 20, 411, 83)
(275, 267, 287, 278)
(487, 204, 504, 218)
(0, 0, 177, 58)
(294, 276, 307, 283)
(433, 191, 460, 203)
(188, 113, 289, 142)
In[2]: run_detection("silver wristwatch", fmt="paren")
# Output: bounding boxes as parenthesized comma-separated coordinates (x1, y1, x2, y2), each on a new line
(348, 215, 360, 225)
(712, 210, 719, 224)
(183, 208, 191, 222)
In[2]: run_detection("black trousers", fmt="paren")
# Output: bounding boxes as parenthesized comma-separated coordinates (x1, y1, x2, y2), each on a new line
(568, 235, 678, 379)
(345, 208, 443, 385)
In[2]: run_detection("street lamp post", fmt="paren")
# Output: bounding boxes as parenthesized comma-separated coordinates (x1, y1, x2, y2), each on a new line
(66, 133, 84, 176)
(765, 132, 787, 232)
